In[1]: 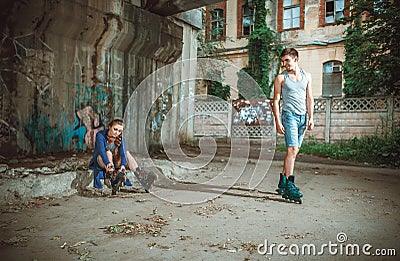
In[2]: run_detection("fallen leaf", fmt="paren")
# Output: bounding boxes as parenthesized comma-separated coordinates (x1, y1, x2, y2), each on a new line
(51, 235, 61, 240)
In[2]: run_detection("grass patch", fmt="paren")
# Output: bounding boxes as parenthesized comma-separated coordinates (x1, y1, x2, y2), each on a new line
(277, 129, 400, 168)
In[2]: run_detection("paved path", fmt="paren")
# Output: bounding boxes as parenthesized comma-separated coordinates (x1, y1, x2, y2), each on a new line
(0, 151, 399, 260)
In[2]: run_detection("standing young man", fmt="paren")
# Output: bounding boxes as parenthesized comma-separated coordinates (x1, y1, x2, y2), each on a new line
(272, 48, 314, 203)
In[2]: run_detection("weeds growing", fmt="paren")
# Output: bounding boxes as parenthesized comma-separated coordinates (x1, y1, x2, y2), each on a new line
(277, 128, 400, 168)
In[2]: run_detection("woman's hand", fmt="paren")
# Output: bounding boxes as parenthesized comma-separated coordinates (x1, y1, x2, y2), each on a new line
(106, 163, 114, 173)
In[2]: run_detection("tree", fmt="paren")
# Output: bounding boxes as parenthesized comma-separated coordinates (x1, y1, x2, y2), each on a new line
(239, 0, 281, 99)
(342, 0, 400, 97)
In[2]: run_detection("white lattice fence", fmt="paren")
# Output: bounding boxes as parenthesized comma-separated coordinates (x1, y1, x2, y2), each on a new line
(311, 96, 399, 142)
(231, 98, 274, 138)
(331, 97, 388, 112)
(194, 97, 399, 142)
(232, 126, 274, 138)
(194, 99, 274, 138)
(314, 99, 327, 112)
(394, 97, 400, 111)
(194, 100, 230, 137)
(195, 101, 229, 112)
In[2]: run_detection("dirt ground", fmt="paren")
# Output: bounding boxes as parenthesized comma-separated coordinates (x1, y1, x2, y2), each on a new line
(0, 145, 399, 260)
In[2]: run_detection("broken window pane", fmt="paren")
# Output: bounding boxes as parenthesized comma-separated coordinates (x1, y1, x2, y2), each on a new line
(242, 4, 254, 36)
(325, 0, 345, 23)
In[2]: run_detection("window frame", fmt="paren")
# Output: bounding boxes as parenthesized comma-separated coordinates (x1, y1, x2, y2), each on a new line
(325, 0, 345, 24)
(319, 0, 349, 27)
(322, 60, 343, 97)
(277, 0, 305, 32)
(242, 3, 255, 36)
(210, 8, 225, 41)
(205, 2, 227, 42)
(283, 0, 301, 30)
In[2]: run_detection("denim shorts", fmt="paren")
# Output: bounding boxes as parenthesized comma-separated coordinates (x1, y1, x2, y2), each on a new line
(282, 110, 307, 147)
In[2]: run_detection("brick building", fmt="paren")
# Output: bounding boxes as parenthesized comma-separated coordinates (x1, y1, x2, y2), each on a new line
(203, 0, 350, 98)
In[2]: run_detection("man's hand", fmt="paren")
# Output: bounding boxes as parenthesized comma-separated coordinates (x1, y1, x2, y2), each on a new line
(307, 118, 314, 131)
(276, 122, 285, 135)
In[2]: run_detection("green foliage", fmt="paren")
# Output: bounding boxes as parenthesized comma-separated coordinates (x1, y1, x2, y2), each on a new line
(238, 0, 281, 98)
(342, 0, 400, 97)
(277, 129, 400, 168)
(197, 8, 231, 100)
(197, 8, 226, 57)
(207, 81, 231, 100)
(202, 60, 231, 100)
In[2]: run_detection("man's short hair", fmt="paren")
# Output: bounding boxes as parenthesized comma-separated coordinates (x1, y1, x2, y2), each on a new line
(280, 48, 298, 59)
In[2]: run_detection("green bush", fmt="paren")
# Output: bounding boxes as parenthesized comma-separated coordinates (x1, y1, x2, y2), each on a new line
(277, 129, 400, 167)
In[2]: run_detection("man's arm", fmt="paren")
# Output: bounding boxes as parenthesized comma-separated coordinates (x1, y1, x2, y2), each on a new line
(306, 72, 314, 130)
(273, 74, 285, 134)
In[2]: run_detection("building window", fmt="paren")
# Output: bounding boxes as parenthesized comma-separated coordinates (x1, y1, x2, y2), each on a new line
(242, 4, 255, 36)
(210, 9, 224, 41)
(283, 0, 301, 29)
(322, 61, 343, 97)
(325, 0, 344, 23)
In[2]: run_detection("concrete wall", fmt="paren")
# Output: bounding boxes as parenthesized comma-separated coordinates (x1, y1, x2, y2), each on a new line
(0, 0, 201, 155)
(306, 96, 400, 142)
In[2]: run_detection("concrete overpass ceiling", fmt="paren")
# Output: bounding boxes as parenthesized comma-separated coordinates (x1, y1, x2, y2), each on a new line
(142, 0, 226, 16)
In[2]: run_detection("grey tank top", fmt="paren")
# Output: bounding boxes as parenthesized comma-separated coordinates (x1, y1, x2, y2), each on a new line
(106, 141, 117, 152)
(282, 69, 308, 115)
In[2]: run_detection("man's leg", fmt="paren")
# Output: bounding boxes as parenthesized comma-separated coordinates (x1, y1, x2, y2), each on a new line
(281, 111, 303, 202)
(282, 145, 302, 202)
(277, 110, 296, 194)
(284, 146, 299, 178)
(282, 110, 300, 178)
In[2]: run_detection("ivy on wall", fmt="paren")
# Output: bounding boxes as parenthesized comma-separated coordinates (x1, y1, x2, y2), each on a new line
(239, 0, 282, 99)
(197, 8, 231, 101)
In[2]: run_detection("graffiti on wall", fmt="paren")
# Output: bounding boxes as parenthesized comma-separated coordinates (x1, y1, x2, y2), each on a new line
(66, 82, 113, 109)
(65, 82, 122, 148)
(66, 46, 125, 147)
(57, 106, 103, 151)
(232, 99, 273, 126)
(76, 106, 104, 149)
(0, 33, 55, 153)
(0, 30, 127, 153)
